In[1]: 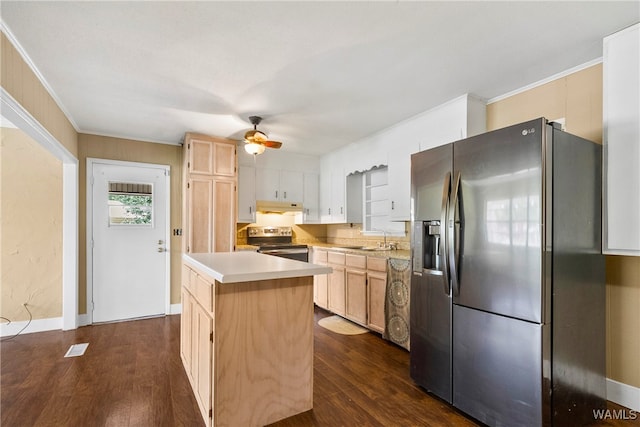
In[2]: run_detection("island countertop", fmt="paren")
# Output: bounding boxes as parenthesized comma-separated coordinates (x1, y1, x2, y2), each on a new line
(183, 251, 332, 284)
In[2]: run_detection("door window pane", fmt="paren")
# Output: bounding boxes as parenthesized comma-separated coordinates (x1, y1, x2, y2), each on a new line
(108, 182, 153, 226)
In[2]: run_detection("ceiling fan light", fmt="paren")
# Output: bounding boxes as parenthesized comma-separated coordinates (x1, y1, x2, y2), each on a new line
(244, 142, 266, 155)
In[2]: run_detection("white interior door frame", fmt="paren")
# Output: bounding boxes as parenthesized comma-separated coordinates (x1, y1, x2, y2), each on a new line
(1, 87, 79, 331)
(86, 158, 171, 324)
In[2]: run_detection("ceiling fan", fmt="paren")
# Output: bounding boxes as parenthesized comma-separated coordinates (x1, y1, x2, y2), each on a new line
(243, 116, 282, 155)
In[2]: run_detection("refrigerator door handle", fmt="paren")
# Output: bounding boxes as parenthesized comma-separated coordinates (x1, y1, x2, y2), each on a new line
(440, 172, 451, 295)
(448, 172, 461, 296)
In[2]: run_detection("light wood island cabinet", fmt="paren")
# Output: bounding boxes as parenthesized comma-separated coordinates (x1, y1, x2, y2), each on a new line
(181, 252, 330, 427)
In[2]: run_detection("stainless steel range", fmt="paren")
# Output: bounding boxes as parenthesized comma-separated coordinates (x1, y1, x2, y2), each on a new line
(247, 226, 309, 262)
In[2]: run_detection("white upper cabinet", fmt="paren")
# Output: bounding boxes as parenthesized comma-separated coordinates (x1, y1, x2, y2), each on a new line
(603, 23, 640, 255)
(319, 153, 346, 224)
(388, 140, 420, 221)
(298, 172, 320, 224)
(255, 168, 304, 203)
(237, 165, 256, 223)
(236, 150, 321, 221)
(319, 94, 486, 226)
(280, 170, 304, 203)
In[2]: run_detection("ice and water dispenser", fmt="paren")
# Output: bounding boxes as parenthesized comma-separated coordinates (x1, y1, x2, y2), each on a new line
(413, 221, 445, 273)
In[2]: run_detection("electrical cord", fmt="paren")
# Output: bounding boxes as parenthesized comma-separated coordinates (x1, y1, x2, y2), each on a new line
(1, 304, 33, 342)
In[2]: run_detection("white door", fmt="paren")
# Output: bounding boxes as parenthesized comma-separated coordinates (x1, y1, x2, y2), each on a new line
(91, 161, 169, 323)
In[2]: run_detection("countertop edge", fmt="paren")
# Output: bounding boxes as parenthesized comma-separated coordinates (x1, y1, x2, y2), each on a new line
(183, 252, 332, 284)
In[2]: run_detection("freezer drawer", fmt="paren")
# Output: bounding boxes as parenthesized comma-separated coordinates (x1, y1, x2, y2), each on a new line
(453, 304, 546, 427)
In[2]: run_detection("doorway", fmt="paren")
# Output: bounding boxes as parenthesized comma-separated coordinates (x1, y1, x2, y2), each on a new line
(88, 159, 170, 323)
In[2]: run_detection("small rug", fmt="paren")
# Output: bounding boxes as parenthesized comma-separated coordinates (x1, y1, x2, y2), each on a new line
(317, 315, 369, 335)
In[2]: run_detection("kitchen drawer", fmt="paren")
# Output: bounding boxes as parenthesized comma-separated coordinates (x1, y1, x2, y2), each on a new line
(314, 248, 328, 263)
(328, 251, 346, 265)
(194, 274, 214, 312)
(346, 254, 366, 269)
(367, 256, 387, 272)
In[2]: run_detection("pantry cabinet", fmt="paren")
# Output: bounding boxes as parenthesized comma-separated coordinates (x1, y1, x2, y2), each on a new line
(183, 133, 237, 253)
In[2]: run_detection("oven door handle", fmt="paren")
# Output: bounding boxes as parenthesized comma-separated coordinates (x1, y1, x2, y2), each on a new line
(259, 249, 309, 255)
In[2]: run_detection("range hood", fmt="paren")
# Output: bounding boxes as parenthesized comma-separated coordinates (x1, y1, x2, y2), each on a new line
(256, 200, 303, 214)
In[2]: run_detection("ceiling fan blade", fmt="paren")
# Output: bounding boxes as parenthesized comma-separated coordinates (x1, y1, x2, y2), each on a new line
(263, 140, 282, 149)
(252, 130, 269, 142)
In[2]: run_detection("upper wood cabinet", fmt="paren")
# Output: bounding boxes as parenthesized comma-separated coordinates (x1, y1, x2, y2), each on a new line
(187, 135, 236, 177)
(183, 133, 237, 254)
(603, 23, 640, 256)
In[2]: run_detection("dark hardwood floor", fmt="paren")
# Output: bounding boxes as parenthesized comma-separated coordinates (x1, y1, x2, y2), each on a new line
(1, 307, 637, 427)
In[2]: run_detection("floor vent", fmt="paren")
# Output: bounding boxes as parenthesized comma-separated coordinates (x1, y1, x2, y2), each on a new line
(64, 343, 89, 358)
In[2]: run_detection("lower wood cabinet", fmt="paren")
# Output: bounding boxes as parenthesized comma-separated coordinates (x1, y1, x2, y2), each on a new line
(327, 251, 346, 316)
(366, 257, 387, 333)
(313, 248, 388, 335)
(312, 248, 328, 309)
(345, 254, 367, 325)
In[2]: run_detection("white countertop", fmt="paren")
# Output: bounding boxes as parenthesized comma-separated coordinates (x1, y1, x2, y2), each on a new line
(183, 252, 332, 284)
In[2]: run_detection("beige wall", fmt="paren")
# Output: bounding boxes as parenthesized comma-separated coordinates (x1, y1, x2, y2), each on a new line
(77, 134, 183, 313)
(487, 63, 640, 388)
(1, 31, 74, 324)
(1, 127, 63, 321)
(1, 33, 77, 157)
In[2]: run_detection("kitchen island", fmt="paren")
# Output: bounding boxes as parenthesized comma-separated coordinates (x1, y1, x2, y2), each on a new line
(181, 252, 331, 427)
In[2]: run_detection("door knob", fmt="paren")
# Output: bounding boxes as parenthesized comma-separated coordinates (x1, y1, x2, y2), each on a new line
(158, 247, 166, 252)
(158, 240, 164, 245)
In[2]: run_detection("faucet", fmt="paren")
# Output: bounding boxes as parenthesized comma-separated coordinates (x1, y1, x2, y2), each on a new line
(378, 230, 388, 249)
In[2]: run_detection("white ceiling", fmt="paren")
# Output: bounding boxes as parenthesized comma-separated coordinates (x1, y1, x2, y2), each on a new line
(1, 1, 638, 156)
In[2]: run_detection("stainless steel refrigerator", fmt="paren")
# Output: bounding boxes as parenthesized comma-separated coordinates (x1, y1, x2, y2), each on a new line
(409, 118, 605, 426)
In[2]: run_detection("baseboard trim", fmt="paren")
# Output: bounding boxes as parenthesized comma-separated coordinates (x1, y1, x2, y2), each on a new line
(607, 378, 640, 412)
(78, 314, 90, 327)
(169, 303, 182, 315)
(0, 316, 62, 337)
